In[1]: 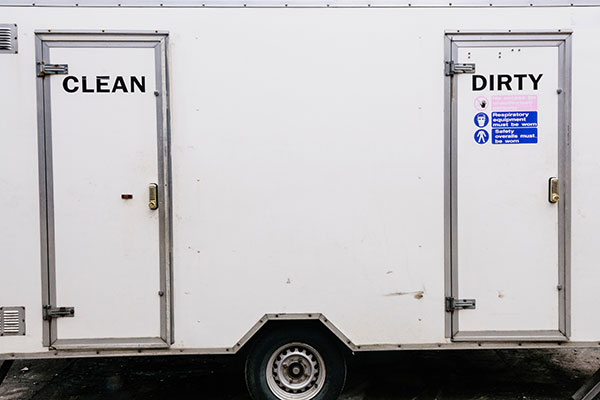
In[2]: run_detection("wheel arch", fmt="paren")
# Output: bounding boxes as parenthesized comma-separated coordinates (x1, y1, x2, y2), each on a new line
(231, 314, 356, 357)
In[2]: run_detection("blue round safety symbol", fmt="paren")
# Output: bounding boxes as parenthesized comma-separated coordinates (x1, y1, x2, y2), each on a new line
(474, 129, 489, 144)
(474, 112, 489, 128)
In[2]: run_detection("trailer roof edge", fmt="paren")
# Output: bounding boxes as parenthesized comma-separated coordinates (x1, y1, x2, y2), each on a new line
(2, 0, 600, 8)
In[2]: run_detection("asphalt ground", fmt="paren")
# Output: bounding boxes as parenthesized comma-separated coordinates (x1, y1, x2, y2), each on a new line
(1, 348, 599, 399)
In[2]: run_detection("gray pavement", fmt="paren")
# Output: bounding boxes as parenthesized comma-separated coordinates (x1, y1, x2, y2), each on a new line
(1, 348, 599, 399)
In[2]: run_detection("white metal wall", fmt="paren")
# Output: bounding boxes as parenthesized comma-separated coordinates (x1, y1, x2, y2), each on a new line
(0, 6, 599, 354)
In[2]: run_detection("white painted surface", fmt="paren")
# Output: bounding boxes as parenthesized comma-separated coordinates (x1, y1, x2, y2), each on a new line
(569, 18, 600, 341)
(0, 23, 44, 353)
(49, 47, 161, 339)
(456, 46, 560, 332)
(0, 6, 599, 355)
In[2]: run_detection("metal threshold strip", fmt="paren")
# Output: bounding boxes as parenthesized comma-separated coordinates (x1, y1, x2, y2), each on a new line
(453, 330, 569, 342)
(51, 337, 169, 350)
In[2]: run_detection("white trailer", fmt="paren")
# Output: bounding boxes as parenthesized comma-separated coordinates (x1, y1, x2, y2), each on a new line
(1, 1, 600, 399)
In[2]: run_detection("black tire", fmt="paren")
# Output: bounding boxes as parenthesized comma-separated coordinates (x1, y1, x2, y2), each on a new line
(245, 327, 347, 400)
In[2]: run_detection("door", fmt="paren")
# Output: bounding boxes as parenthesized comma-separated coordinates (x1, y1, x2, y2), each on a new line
(36, 33, 171, 349)
(445, 32, 571, 341)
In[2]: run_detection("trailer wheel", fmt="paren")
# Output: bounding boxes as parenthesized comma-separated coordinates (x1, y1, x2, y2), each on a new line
(245, 328, 346, 400)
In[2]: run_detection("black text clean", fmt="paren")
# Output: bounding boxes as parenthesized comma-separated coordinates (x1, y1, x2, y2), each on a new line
(62, 76, 146, 93)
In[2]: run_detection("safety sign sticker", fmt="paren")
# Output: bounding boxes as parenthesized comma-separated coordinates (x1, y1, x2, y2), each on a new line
(491, 128, 537, 144)
(491, 112, 537, 128)
(491, 95, 537, 111)
(474, 129, 489, 144)
(474, 112, 490, 128)
(490, 95, 538, 144)
(474, 96, 489, 111)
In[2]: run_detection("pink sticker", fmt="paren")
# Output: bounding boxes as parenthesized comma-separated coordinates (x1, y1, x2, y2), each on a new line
(473, 96, 490, 111)
(492, 95, 537, 111)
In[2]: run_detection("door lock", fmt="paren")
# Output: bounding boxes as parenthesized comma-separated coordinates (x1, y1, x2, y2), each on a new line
(148, 183, 159, 210)
(549, 177, 560, 203)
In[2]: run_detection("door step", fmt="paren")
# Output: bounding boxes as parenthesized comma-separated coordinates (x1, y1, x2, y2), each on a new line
(50, 337, 169, 351)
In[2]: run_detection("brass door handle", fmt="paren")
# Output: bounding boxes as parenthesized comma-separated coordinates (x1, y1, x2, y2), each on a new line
(549, 177, 559, 203)
(149, 183, 159, 210)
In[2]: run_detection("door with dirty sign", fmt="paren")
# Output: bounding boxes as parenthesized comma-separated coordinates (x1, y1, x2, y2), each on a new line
(445, 32, 571, 341)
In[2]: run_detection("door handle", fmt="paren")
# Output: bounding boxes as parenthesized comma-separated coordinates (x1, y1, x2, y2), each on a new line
(549, 177, 559, 203)
(148, 183, 159, 210)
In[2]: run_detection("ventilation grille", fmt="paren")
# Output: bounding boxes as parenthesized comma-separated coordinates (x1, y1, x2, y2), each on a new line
(0, 307, 26, 336)
(0, 24, 18, 54)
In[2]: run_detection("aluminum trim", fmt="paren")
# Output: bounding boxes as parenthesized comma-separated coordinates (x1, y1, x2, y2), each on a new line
(51, 337, 169, 350)
(43, 42, 160, 48)
(444, 31, 573, 39)
(2, 313, 598, 361)
(448, 41, 567, 48)
(35, 32, 172, 349)
(41, 40, 59, 346)
(153, 38, 172, 345)
(443, 34, 452, 339)
(445, 31, 571, 342)
(557, 41, 566, 336)
(1, 341, 596, 361)
(230, 314, 328, 354)
(35, 34, 51, 348)
(163, 34, 175, 345)
(2, 0, 600, 7)
(35, 30, 170, 35)
(560, 35, 573, 338)
(450, 40, 459, 337)
(453, 330, 569, 342)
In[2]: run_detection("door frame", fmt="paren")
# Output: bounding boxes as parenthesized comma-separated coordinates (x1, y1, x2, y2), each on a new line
(444, 31, 572, 342)
(35, 31, 173, 349)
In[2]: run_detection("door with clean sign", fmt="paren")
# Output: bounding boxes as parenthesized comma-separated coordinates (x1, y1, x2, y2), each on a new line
(445, 32, 571, 341)
(36, 32, 171, 349)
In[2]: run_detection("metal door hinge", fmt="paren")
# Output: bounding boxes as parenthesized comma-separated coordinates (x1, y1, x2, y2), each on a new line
(37, 62, 68, 77)
(445, 61, 476, 76)
(42, 305, 75, 320)
(445, 297, 476, 312)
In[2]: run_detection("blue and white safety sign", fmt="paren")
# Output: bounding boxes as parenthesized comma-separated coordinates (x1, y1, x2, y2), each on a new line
(474, 112, 489, 128)
(492, 128, 537, 144)
(491, 111, 538, 144)
(491, 112, 538, 128)
(474, 129, 489, 144)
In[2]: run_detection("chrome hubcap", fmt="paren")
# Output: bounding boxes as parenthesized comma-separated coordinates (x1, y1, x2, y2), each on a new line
(266, 342, 326, 400)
